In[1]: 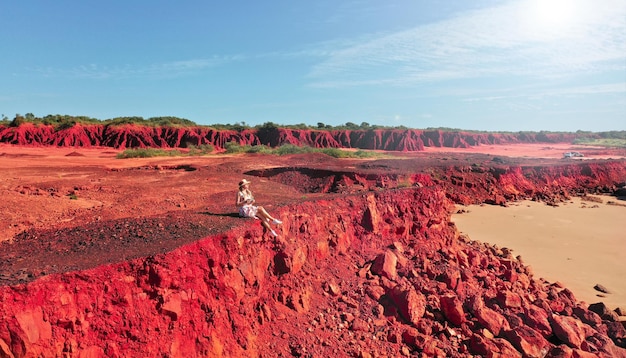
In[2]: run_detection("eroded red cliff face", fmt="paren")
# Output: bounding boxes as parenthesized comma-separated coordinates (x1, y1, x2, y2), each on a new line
(433, 161, 626, 206)
(0, 124, 583, 150)
(1, 160, 625, 357)
(251, 161, 626, 207)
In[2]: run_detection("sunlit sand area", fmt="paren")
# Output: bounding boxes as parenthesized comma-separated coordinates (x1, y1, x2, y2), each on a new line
(452, 196, 626, 310)
(424, 143, 626, 160)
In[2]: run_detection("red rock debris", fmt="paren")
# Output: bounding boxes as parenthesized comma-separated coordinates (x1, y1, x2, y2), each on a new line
(0, 143, 625, 357)
(1, 183, 625, 357)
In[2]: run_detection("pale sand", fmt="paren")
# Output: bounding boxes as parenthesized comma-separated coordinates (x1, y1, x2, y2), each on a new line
(452, 197, 626, 310)
(424, 143, 626, 160)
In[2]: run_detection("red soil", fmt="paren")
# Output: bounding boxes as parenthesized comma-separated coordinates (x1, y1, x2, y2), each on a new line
(1, 141, 625, 357)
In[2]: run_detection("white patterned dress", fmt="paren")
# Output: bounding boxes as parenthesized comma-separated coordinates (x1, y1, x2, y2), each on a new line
(237, 190, 258, 218)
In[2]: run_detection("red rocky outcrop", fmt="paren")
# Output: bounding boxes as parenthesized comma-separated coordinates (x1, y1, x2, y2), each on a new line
(0, 124, 588, 151)
(433, 161, 626, 205)
(1, 180, 625, 357)
(1, 148, 625, 357)
(440, 294, 466, 326)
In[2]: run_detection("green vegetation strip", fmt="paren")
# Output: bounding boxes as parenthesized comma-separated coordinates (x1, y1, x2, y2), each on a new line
(116, 143, 381, 159)
(116, 144, 214, 159)
(116, 148, 185, 159)
(572, 138, 626, 148)
(223, 142, 381, 158)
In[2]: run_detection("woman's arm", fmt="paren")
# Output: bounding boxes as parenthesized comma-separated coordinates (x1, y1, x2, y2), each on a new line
(236, 190, 254, 206)
(236, 191, 245, 207)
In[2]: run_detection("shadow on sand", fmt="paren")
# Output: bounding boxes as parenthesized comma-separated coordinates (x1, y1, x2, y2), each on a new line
(201, 211, 241, 218)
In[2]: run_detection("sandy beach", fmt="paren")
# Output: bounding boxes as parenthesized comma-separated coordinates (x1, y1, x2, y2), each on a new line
(452, 197, 626, 310)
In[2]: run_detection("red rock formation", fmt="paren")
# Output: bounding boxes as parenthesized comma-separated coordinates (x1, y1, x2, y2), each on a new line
(1, 179, 625, 356)
(432, 162, 626, 206)
(0, 124, 589, 150)
(49, 124, 104, 147)
(1, 150, 625, 357)
(0, 123, 56, 146)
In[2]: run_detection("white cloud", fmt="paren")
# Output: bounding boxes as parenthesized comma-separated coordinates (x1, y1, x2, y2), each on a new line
(308, 0, 626, 87)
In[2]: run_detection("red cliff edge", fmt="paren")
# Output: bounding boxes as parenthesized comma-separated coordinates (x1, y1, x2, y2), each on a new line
(1, 159, 625, 357)
(0, 123, 582, 150)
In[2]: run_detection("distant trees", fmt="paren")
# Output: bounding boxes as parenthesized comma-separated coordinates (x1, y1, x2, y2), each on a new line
(41, 114, 100, 128)
(0, 113, 395, 131)
(598, 131, 626, 139)
(103, 116, 200, 127)
(258, 122, 278, 131)
(144, 116, 197, 127)
(317, 122, 333, 129)
(10, 114, 25, 127)
(0, 114, 202, 128)
(229, 122, 248, 132)
(2, 113, 101, 128)
(257, 122, 279, 144)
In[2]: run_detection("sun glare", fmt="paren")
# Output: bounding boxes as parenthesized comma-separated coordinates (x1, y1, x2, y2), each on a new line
(523, 0, 585, 39)
(534, 0, 576, 27)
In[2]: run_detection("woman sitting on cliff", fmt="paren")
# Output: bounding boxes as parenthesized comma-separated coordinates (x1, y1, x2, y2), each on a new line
(236, 179, 282, 237)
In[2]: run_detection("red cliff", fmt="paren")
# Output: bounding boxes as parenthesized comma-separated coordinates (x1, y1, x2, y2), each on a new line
(0, 124, 583, 151)
(1, 157, 625, 357)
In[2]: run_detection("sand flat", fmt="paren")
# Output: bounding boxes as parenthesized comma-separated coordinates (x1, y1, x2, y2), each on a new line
(452, 197, 626, 310)
(424, 142, 626, 160)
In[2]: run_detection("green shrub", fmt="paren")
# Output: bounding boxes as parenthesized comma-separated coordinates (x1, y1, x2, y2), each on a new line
(223, 141, 251, 154)
(116, 148, 182, 159)
(353, 150, 379, 158)
(573, 138, 626, 148)
(187, 144, 214, 155)
(319, 148, 347, 158)
(147, 116, 197, 127)
(115, 143, 384, 159)
(9, 115, 25, 127)
(316, 147, 381, 158)
(275, 144, 312, 155)
(105, 116, 147, 126)
(246, 144, 273, 154)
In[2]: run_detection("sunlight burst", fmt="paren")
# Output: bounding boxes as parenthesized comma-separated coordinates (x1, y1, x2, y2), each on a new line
(533, 0, 577, 28)
(523, 0, 586, 39)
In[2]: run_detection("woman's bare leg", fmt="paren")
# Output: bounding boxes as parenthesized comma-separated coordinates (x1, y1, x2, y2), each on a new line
(260, 219, 271, 231)
(256, 206, 275, 222)
(254, 206, 275, 233)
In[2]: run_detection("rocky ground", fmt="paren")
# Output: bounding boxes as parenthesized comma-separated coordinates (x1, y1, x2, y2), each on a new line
(1, 143, 625, 357)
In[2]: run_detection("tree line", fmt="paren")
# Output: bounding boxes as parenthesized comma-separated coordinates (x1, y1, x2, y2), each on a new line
(0, 113, 402, 131)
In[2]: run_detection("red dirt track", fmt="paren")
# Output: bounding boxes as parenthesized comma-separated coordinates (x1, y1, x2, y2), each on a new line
(1, 138, 626, 357)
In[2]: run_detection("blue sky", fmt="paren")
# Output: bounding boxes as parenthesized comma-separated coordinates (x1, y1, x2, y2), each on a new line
(1, 0, 624, 131)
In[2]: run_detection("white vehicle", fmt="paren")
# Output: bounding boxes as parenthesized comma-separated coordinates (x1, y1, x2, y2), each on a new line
(563, 151, 584, 158)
